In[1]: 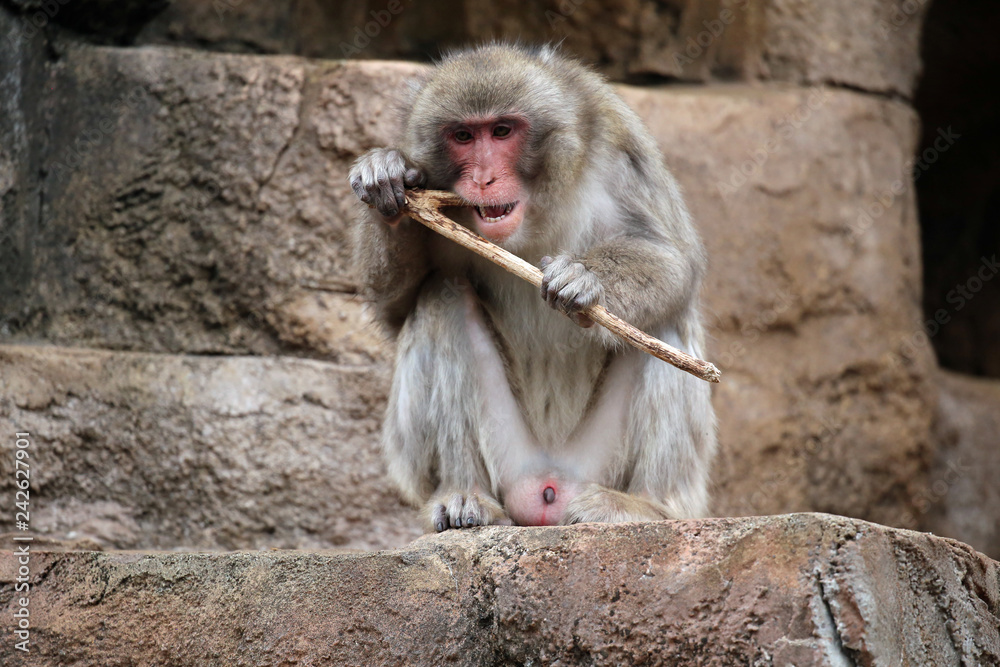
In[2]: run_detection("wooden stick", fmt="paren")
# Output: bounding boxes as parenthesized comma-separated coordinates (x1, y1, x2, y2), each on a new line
(397, 189, 721, 384)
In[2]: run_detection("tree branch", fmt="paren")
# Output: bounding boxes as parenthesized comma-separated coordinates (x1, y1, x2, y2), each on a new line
(397, 189, 721, 384)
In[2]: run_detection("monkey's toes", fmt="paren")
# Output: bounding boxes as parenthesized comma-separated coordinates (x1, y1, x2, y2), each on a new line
(430, 492, 506, 531)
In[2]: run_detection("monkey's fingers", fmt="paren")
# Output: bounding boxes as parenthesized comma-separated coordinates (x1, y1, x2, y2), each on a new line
(349, 148, 408, 218)
(539, 254, 603, 326)
(404, 168, 425, 188)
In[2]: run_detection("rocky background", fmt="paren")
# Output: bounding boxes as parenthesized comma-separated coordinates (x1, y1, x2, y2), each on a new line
(1, 1, 999, 663)
(1, 0, 998, 560)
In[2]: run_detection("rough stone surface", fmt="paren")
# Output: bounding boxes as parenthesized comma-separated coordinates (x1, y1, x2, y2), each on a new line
(618, 83, 937, 531)
(926, 371, 1000, 560)
(0, 515, 997, 666)
(0, 345, 421, 551)
(0, 44, 939, 545)
(3, 44, 407, 363)
(132, 0, 929, 97)
(0, 6, 45, 308)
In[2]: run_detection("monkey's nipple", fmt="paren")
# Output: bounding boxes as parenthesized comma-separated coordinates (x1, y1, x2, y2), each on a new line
(542, 486, 556, 505)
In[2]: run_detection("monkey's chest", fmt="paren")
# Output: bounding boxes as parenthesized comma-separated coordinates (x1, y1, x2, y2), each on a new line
(489, 303, 608, 447)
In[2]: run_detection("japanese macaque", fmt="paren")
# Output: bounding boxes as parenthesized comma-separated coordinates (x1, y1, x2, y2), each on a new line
(349, 43, 716, 531)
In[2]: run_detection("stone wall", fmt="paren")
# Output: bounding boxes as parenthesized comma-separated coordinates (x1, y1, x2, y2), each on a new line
(0, 0, 997, 561)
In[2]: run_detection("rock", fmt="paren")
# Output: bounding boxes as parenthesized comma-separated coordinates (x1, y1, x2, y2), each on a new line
(619, 83, 937, 530)
(0, 43, 938, 545)
(0, 515, 997, 665)
(925, 370, 1000, 559)
(0, 344, 421, 551)
(1, 43, 411, 362)
(134, 0, 928, 97)
(0, 6, 45, 313)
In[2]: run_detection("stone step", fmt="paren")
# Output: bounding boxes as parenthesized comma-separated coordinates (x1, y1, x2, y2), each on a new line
(0, 31, 940, 530)
(0, 344, 420, 551)
(0, 515, 997, 665)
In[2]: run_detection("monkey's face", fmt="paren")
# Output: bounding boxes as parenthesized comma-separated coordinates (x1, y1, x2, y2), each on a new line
(444, 115, 529, 244)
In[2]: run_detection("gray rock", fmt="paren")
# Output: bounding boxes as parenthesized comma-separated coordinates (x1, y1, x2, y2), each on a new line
(0, 344, 421, 551)
(0, 515, 996, 665)
(135, 0, 929, 98)
(926, 370, 1000, 559)
(0, 43, 941, 548)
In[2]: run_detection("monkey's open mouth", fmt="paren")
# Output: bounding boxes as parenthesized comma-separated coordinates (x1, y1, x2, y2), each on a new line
(476, 202, 518, 223)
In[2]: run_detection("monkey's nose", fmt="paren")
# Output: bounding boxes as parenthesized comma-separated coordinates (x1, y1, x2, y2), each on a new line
(471, 169, 497, 188)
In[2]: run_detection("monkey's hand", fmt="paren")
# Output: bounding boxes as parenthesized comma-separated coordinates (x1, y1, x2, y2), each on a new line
(427, 490, 510, 532)
(349, 148, 425, 222)
(539, 255, 604, 328)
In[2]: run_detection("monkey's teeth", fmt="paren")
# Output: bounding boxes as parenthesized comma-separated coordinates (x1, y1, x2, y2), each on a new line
(478, 202, 517, 223)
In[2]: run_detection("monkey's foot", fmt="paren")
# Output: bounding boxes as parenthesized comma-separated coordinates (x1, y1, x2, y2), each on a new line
(563, 486, 671, 524)
(427, 492, 510, 532)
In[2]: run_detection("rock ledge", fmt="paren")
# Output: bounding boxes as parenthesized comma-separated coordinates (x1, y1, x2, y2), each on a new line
(1, 514, 997, 666)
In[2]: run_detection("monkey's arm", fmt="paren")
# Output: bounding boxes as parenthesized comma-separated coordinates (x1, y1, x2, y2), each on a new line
(350, 148, 432, 335)
(582, 234, 704, 336)
(351, 212, 430, 336)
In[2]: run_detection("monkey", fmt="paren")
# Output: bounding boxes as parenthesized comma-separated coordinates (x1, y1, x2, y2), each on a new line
(349, 43, 716, 532)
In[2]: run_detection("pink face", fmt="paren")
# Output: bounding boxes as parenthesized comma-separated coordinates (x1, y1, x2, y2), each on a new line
(445, 116, 528, 244)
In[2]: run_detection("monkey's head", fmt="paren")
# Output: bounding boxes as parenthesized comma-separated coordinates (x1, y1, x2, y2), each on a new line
(406, 44, 590, 247)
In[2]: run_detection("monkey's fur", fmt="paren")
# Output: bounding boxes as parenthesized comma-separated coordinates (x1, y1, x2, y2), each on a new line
(350, 43, 716, 531)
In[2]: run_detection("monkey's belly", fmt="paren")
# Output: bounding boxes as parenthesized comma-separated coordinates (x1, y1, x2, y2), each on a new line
(503, 475, 582, 526)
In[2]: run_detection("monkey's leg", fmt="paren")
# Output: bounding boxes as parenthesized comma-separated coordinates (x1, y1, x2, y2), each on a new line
(624, 327, 715, 520)
(382, 275, 514, 532)
(562, 327, 716, 524)
(563, 485, 671, 523)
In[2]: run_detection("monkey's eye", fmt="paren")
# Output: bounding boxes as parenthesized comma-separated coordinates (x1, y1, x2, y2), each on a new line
(454, 130, 473, 143)
(493, 125, 512, 138)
